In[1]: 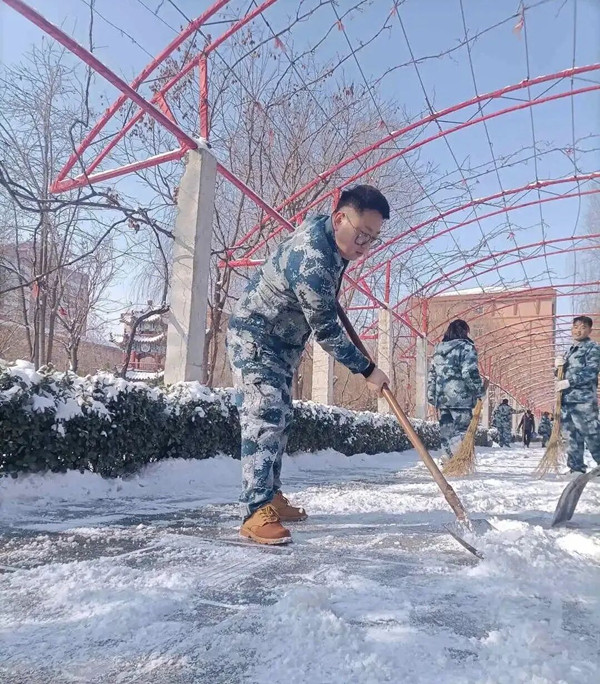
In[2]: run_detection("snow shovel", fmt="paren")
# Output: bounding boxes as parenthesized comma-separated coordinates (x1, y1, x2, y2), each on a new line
(551, 465, 600, 526)
(337, 303, 492, 558)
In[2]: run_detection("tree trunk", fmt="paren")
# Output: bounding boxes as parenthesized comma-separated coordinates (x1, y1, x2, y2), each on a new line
(38, 291, 47, 367)
(46, 305, 57, 365)
(202, 316, 213, 385)
(69, 341, 79, 373)
(13, 231, 33, 358)
(32, 299, 40, 367)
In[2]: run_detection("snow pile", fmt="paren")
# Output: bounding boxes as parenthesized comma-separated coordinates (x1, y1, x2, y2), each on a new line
(0, 359, 230, 423)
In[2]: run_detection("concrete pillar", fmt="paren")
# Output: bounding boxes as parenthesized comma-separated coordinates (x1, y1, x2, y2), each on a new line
(481, 389, 490, 428)
(164, 146, 217, 384)
(415, 336, 428, 420)
(377, 308, 393, 413)
(511, 398, 519, 436)
(311, 340, 334, 405)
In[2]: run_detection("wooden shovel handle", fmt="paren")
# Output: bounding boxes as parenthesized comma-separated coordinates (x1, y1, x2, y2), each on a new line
(336, 302, 471, 525)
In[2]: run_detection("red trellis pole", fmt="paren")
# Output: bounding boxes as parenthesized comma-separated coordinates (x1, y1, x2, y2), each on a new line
(228, 65, 600, 259)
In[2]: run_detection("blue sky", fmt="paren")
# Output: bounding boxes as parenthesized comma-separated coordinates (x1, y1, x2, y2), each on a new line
(1, 0, 599, 324)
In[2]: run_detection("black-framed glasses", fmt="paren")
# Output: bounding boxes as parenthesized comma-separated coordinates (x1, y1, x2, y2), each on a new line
(343, 213, 382, 248)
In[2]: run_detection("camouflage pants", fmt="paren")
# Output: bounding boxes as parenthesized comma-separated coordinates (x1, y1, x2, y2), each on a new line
(496, 423, 512, 447)
(439, 408, 473, 459)
(561, 402, 600, 471)
(227, 327, 299, 519)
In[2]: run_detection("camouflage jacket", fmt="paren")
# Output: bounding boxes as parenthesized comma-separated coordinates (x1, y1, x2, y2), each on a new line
(228, 215, 371, 374)
(492, 403, 514, 426)
(538, 415, 552, 436)
(561, 337, 600, 405)
(427, 338, 484, 409)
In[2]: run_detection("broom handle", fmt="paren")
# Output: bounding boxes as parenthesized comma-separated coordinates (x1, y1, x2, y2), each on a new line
(554, 365, 564, 420)
(470, 380, 489, 423)
(336, 302, 471, 525)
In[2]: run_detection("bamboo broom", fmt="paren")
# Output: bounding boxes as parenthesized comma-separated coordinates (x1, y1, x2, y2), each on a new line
(534, 365, 565, 477)
(443, 379, 489, 477)
(443, 398, 483, 477)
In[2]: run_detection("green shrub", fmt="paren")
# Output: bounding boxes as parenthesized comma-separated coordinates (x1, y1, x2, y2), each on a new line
(0, 361, 493, 478)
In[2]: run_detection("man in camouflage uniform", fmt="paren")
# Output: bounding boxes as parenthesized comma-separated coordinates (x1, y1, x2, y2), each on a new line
(427, 319, 484, 461)
(538, 411, 552, 448)
(228, 185, 391, 544)
(492, 399, 516, 448)
(555, 316, 600, 474)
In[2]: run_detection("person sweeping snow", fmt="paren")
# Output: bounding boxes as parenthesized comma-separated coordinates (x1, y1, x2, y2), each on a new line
(538, 412, 552, 448)
(555, 316, 600, 474)
(427, 319, 484, 463)
(227, 185, 391, 545)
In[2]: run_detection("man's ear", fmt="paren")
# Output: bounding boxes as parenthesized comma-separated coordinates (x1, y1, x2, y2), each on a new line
(331, 210, 343, 231)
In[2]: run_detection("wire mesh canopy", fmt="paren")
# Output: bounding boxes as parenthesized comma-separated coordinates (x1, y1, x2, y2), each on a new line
(3, 0, 599, 412)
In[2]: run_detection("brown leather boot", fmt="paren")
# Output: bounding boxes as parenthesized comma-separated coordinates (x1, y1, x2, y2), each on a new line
(240, 504, 292, 545)
(271, 491, 308, 522)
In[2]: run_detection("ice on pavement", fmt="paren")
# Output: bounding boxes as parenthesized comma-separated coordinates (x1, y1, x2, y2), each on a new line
(1, 446, 599, 683)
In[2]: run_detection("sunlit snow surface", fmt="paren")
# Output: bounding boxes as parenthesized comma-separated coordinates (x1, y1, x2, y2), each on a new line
(1, 447, 599, 683)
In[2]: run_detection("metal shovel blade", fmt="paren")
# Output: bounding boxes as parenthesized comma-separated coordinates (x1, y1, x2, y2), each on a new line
(467, 518, 495, 534)
(551, 465, 600, 527)
(443, 518, 494, 560)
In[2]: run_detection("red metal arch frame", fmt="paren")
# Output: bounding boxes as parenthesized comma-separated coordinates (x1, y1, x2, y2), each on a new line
(227, 67, 600, 264)
(442, 312, 597, 408)
(424, 283, 600, 342)
(401, 241, 600, 310)
(2, 0, 283, 192)
(340, 184, 600, 295)
(389, 286, 599, 374)
(5, 0, 599, 409)
(478, 318, 571, 355)
(347, 176, 600, 279)
(357, 235, 600, 340)
(3, 0, 433, 339)
(8, 2, 599, 311)
(482, 314, 588, 357)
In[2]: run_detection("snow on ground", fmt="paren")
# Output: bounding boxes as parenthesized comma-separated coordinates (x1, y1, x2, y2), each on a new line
(1, 446, 599, 684)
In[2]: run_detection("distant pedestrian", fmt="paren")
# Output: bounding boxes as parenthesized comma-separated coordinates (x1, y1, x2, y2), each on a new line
(492, 399, 520, 447)
(538, 412, 552, 448)
(518, 409, 536, 448)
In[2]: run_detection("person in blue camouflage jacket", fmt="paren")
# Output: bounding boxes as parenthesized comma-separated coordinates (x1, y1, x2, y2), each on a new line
(492, 399, 516, 447)
(227, 185, 391, 544)
(427, 319, 484, 461)
(538, 411, 552, 448)
(555, 315, 600, 474)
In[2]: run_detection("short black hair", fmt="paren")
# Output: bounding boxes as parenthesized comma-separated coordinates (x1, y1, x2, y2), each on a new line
(334, 185, 390, 220)
(502, 399, 509, 404)
(573, 315, 593, 328)
(442, 319, 470, 342)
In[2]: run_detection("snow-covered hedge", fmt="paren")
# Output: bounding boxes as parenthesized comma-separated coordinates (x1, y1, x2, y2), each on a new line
(0, 361, 492, 478)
